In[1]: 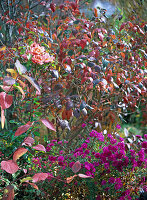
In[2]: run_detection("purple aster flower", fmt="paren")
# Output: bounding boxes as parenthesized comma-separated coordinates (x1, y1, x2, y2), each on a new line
(117, 142, 125, 150)
(104, 162, 109, 169)
(136, 135, 142, 139)
(46, 146, 51, 152)
(115, 178, 122, 183)
(115, 183, 123, 190)
(57, 156, 64, 162)
(48, 143, 54, 146)
(85, 149, 90, 154)
(116, 124, 121, 129)
(119, 197, 125, 200)
(81, 123, 86, 128)
(109, 177, 115, 184)
(107, 134, 113, 139)
(110, 139, 117, 144)
(104, 187, 110, 191)
(96, 195, 101, 200)
(89, 130, 96, 137)
(144, 134, 147, 140)
(95, 152, 100, 158)
(81, 143, 88, 149)
(48, 155, 56, 162)
(101, 180, 106, 185)
(85, 164, 91, 171)
(142, 141, 147, 148)
(123, 189, 130, 196)
(69, 162, 74, 168)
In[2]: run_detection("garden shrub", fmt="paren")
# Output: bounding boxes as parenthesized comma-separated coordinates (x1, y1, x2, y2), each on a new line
(0, 1, 146, 199)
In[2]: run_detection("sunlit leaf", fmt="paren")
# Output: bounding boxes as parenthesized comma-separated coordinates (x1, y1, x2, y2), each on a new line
(41, 119, 56, 132)
(32, 173, 48, 182)
(72, 161, 81, 173)
(22, 137, 35, 146)
(15, 60, 27, 74)
(22, 75, 41, 94)
(1, 160, 19, 174)
(78, 174, 92, 178)
(13, 148, 28, 162)
(1, 107, 5, 129)
(6, 69, 18, 79)
(66, 175, 77, 183)
(28, 182, 39, 190)
(15, 123, 32, 136)
(32, 144, 46, 152)
(14, 86, 25, 100)
(0, 92, 13, 109)
(20, 177, 32, 183)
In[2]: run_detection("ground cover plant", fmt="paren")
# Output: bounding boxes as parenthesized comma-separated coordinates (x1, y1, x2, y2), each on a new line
(0, 1, 147, 199)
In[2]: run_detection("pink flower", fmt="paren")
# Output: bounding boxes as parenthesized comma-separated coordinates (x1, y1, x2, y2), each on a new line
(43, 53, 54, 63)
(116, 124, 121, 129)
(30, 43, 45, 55)
(32, 55, 44, 65)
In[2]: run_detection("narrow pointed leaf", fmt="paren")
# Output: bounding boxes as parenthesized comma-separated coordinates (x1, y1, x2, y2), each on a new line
(20, 177, 32, 183)
(78, 174, 92, 178)
(15, 123, 31, 136)
(1, 107, 5, 129)
(41, 119, 56, 132)
(22, 75, 41, 94)
(28, 183, 39, 190)
(14, 86, 25, 100)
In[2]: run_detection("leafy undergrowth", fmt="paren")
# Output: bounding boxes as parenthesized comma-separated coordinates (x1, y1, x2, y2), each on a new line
(0, 1, 146, 199)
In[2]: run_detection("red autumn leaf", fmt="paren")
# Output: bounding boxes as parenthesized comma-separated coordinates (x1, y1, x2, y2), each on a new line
(32, 144, 46, 152)
(72, 161, 81, 173)
(80, 39, 87, 49)
(70, 2, 77, 10)
(1, 160, 19, 174)
(98, 33, 104, 41)
(94, 8, 98, 17)
(66, 109, 73, 120)
(28, 182, 39, 190)
(0, 92, 13, 109)
(50, 3, 55, 12)
(32, 173, 48, 183)
(2, 185, 14, 200)
(0, 85, 13, 92)
(120, 22, 126, 32)
(66, 175, 77, 184)
(13, 148, 28, 162)
(22, 137, 35, 146)
(14, 123, 31, 136)
(40, 119, 56, 132)
(120, 52, 125, 59)
(78, 174, 92, 178)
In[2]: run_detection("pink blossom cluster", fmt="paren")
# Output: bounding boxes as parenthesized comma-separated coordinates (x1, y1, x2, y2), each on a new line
(25, 42, 54, 65)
